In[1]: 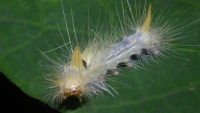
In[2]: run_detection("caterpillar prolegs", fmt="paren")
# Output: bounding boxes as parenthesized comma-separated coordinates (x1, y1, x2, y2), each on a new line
(41, 0, 199, 107)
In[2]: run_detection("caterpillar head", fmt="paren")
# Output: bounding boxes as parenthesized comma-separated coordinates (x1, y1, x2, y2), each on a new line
(62, 46, 85, 101)
(63, 77, 83, 101)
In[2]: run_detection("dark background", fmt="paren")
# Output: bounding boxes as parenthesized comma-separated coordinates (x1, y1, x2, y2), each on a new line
(0, 72, 59, 113)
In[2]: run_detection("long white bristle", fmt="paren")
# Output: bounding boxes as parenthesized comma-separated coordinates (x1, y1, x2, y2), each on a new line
(40, 0, 200, 107)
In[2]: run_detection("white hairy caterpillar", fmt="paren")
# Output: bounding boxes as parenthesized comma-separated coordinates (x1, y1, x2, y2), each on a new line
(40, 0, 200, 108)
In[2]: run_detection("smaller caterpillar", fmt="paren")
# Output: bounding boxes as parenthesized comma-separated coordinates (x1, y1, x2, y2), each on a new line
(41, 0, 199, 107)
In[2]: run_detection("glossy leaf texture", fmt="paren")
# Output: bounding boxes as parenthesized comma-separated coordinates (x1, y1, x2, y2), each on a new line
(0, 0, 200, 113)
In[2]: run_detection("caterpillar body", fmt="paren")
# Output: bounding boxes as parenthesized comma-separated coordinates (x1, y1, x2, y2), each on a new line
(41, 0, 199, 107)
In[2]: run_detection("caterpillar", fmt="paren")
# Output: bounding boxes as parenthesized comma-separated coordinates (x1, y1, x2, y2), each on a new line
(40, 0, 200, 108)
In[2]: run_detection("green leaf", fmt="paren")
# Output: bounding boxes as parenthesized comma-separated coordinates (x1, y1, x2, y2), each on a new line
(0, 0, 200, 113)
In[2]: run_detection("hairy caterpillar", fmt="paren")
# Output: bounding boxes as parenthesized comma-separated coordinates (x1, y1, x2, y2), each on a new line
(40, 0, 200, 108)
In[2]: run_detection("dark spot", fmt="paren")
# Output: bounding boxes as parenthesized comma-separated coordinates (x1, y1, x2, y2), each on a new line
(141, 49, 149, 55)
(130, 54, 140, 60)
(106, 69, 119, 75)
(106, 69, 114, 74)
(141, 48, 160, 56)
(118, 62, 128, 67)
(82, 60, 87, 68)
